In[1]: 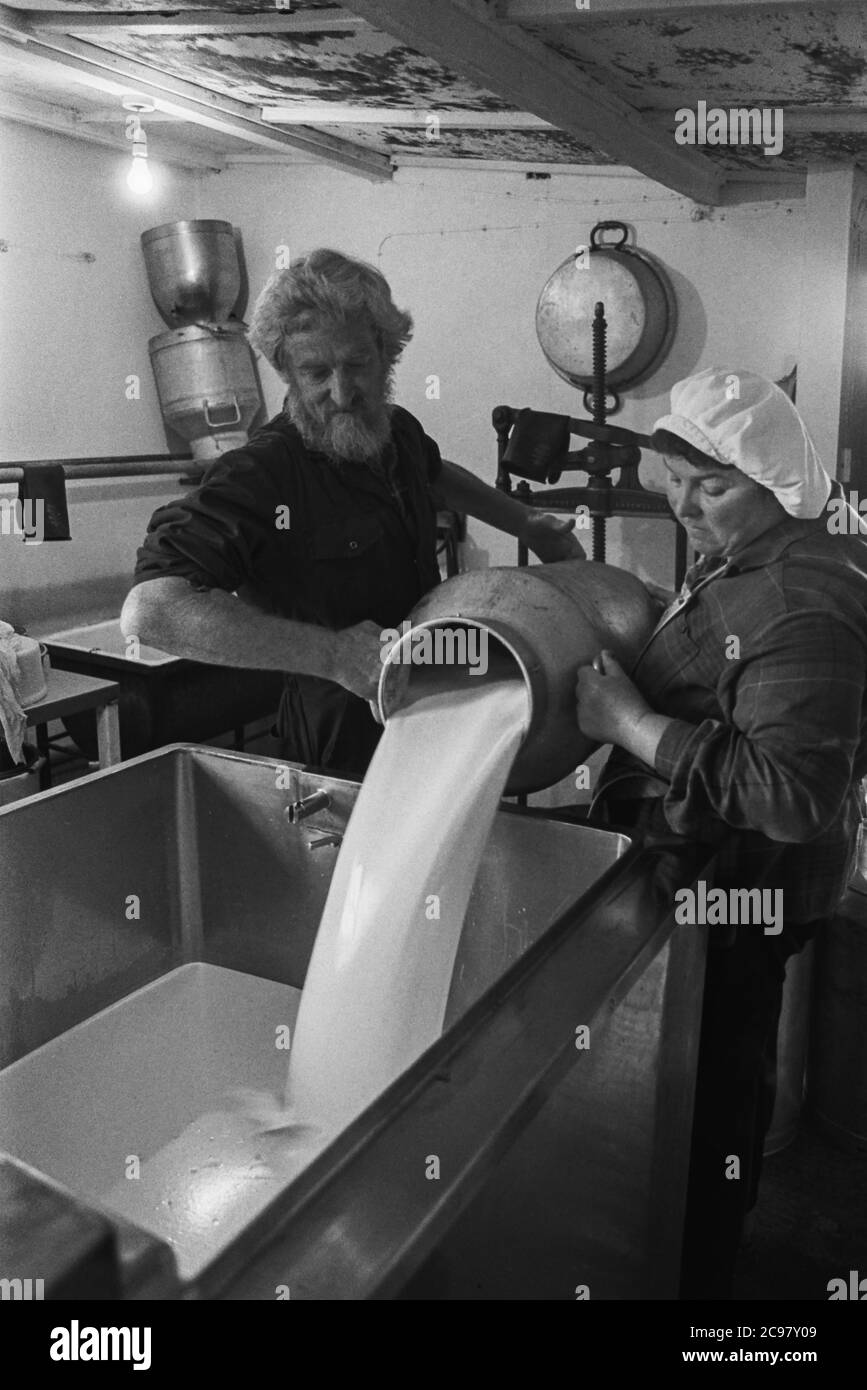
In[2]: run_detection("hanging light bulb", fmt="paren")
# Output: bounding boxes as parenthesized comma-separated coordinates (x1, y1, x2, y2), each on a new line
(127, 128, 154, 194)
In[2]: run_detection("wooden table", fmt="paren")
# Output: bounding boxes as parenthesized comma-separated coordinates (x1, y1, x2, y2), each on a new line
(24, 669, 121, 790)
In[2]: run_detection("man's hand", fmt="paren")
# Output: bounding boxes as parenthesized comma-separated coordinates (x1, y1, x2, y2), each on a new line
(433, 460, 586, 559)
(575, 649, 653, 747)
(522, 511, 586, 563)
(333, 619, 390, 703)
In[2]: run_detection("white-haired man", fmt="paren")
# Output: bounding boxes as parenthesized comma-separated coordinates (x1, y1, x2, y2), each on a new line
(122, 248, 581, 777)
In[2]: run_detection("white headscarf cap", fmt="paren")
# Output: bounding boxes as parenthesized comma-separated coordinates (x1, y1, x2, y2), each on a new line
(653, 367, 832, 518)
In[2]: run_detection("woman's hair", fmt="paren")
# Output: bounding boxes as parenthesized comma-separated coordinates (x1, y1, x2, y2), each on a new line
(651, 428, 733, 471)
(247, 248, 414, 380)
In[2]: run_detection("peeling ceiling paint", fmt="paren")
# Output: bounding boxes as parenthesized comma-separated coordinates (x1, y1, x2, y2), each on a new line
(11, 1, 867, 173)
(315, 124, 608, 163)
(533, 10, 867, 106)
(24, 1, 340, 10)
(725, 130, 867, 166)
(89, 30, 512, 113)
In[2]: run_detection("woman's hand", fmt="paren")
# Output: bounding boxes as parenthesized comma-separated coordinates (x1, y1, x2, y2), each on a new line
(575, 649, 654, 746)
(576, 650, 674, 765)
(522, 511, 586, 563)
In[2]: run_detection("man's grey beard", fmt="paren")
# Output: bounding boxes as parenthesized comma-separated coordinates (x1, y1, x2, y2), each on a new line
(283, 382, 394, 464)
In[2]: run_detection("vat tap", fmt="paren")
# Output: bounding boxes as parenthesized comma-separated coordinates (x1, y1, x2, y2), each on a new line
(308, 831, 343, 852)
(285, 789, 332, 825)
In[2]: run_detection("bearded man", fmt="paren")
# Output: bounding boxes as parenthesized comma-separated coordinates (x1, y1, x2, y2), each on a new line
(122, 248, 581, 777)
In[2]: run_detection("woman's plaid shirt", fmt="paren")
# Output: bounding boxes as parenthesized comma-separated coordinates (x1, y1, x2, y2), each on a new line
(599, 509, 867, 922)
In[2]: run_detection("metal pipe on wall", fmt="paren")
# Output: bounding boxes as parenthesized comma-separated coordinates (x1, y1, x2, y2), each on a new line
(0, 455, 201, 485)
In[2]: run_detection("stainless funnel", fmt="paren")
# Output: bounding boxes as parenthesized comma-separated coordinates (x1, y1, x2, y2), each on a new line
(141, 220, 241, 328)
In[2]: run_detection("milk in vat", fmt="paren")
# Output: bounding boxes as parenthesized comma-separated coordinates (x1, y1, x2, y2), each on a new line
(0, 680, 529, 1280)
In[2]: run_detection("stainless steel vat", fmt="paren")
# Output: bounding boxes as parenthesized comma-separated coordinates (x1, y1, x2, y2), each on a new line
(0, 745, 712, 1299)
(41, 618, 283, 758)
(378, 560, 659, 794)
(141, 220, 241, 328)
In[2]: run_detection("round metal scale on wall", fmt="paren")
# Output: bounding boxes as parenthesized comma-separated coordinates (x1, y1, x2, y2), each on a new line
(535, 221, 678, 401)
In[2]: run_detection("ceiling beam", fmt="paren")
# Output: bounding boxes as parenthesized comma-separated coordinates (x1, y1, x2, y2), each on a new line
(262, 105, 550, 127)
(389, 154, 805, 200)
(57, 107, 205, 125)
(499, 0, 863, 19)
(0, 89, 226, 166)
(755, 109, 867, 134)
(0, 4, 29, 41)
(13, 8, 370, 36)
(0, 26, 393, 180)
(343, 0, 724, 203)
(641, 107, 867, 134)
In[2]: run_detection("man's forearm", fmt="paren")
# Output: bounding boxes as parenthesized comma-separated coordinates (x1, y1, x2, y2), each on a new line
(435, 460, 531, 538)
(122, 581, 339, 681)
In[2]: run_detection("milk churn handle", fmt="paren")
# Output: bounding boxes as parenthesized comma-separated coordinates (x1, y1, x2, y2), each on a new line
(203, 395, 241, 427)
(188, 319, 249, 337)
(590, 221, 629, 251)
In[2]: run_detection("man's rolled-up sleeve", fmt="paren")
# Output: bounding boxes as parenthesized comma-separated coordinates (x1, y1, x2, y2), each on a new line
(423, 432, 443, 486)
(134, 456, 270, 593)
(653, 608, 866, 843)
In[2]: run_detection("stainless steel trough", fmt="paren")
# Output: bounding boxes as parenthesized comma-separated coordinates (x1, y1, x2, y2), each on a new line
(41, 619, 283, 759)
(0, 745, 712, 1300)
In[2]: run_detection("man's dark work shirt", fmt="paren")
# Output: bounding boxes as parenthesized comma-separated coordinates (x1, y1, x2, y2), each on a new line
(134, 406, 443, 777)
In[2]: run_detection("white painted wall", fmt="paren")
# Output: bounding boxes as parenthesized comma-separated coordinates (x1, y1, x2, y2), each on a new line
(199, 162, 805, 582)
(796, 164, 861, 478)
(0, 476, 202, 635)
(0, 120, 205, 461)
(0, 121, 207, 633)
(1, 122, 807, 649)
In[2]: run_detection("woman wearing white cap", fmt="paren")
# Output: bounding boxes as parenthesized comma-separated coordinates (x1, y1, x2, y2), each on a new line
(575, 367, 867, 1300)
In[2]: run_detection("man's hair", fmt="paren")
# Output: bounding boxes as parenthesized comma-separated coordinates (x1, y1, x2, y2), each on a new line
(247, 248, 413, 380)
(651, 428, 734, 471)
